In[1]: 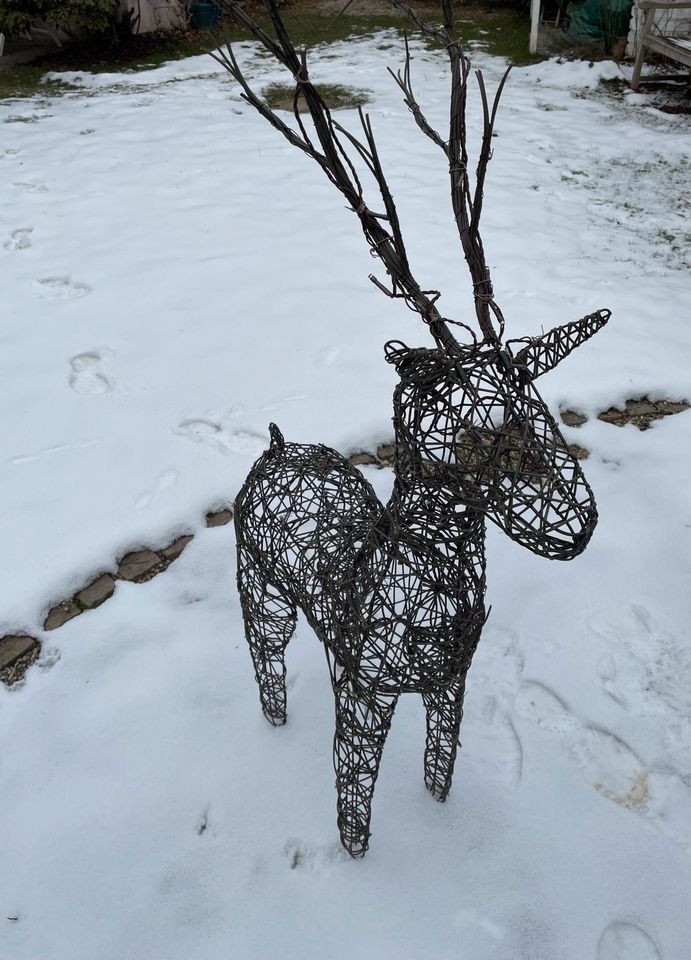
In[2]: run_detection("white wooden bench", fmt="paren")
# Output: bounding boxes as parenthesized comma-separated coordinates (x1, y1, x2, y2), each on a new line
(631, 0, 691, 89)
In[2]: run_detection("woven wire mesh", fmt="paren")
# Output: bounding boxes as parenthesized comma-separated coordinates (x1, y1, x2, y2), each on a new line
(235, 328, 605, 857)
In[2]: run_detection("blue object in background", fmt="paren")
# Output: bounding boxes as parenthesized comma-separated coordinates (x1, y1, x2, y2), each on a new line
(566, 0, 633, 49)
(190, 1, 222, 30)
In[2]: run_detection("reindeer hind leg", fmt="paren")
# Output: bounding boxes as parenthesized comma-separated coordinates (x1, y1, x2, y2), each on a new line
(237, 546, 297, 726)
(422, 675, 467, 801)
(332, 670, 399, 858)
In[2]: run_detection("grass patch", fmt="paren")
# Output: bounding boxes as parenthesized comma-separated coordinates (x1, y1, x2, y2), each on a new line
(264, 81, 371, 111)
(0, 4, 538, 102)
(0, 66, 52, 100)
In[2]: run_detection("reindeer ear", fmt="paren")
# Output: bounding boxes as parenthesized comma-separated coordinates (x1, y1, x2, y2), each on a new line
(385, 341, 451, 384)
(384, 341, 430, 378)
(508, 309, 610, 381)
(384, 341, 413, 369)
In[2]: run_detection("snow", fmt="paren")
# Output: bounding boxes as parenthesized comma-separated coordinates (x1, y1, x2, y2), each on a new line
(1, 32, 690, 960)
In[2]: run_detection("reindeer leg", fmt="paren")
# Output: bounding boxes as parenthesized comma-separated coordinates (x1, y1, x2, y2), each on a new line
(332, 673, 398, 858)
(422, 675, 468, 801)
(237, 549, 296, 726)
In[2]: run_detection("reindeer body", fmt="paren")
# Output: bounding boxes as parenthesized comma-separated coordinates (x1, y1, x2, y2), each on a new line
(236, 428, 486, 696)
(236, 430, 487, 858)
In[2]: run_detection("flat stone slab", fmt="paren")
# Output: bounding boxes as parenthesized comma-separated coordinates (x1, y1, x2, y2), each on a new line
(561, 397, 689, 432)
(206, 509, 233, 528)
(560, 409, 588, 428)
(568, 443, 590, 461)
(75, 573, 115, 610)
(349, 452, 377, 467)
(0, 634, 40, 671)
(159, 535, 194, 561)
(598, 397, 690, 430)
(376, 443, 396, 463)
(44, 600, 81, 631)
(117, 549, 161, 582)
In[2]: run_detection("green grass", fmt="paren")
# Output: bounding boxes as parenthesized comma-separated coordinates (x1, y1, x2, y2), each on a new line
(0, 6, 539, 101)
(264, 81, 371, 111)
(0, 66, 52, 99)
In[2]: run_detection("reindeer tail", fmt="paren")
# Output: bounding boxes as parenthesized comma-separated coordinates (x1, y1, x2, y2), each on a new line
(268, 422, 286, 454)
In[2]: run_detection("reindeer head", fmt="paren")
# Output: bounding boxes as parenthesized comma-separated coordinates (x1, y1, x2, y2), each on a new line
(386, 309, 609, 560)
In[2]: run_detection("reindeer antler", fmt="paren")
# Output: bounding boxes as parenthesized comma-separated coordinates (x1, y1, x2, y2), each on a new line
(385, 0, 509, 343)
(216, 0, 509, 349)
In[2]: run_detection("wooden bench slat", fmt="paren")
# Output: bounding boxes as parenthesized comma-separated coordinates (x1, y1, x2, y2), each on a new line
(643, 34, 691, 66)
(639, 1, 691, 11)
(631, 1, 691, 89)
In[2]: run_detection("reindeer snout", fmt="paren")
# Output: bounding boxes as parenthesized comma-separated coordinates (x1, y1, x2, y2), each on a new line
(548, 511, 597, 560)
(568, 525, 594, 557)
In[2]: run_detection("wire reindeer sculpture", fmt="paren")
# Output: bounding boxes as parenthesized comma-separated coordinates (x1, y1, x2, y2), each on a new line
(218, 0, 610, 856)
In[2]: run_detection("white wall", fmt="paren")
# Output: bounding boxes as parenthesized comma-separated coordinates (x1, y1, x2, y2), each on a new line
(626, 1, 691, 57)
(120, 0, 187, 34)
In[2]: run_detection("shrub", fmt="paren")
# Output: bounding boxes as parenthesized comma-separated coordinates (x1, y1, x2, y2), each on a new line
(0, 0, 120, 39)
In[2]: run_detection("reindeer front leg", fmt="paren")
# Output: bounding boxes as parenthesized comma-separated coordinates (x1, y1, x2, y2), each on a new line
(237, 546, 297, 726)
(422, 675, 468, 801)
(332, 674, 398, 858)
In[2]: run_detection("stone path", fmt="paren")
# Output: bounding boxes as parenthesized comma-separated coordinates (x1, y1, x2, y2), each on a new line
(562, 397, 690, 433)
(0, 508, 233, 688)
(559, 397, 689, 460)
(1, 396, 687, 689)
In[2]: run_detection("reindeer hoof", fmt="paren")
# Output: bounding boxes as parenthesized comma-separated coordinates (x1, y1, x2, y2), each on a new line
(261, 705, 287, 726)
(338, 818, 371, 858)
(425, 776, 450, 802)
(342, 835, 369, 859)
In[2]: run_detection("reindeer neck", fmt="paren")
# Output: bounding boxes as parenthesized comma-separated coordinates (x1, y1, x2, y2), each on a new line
(383, 465, 484, 552)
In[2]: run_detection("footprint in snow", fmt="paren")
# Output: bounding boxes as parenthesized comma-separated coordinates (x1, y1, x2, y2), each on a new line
(591, 603, 691, 786)
(512, 679, 691, 851)
(592, 603, 691, 720)
(135, 469, 178, 510)
(453, 907, 505, 942)
(645, 766, 691, 852)
(597, 921, 661, 960)
(3, 226, 33, 251)
(69, 352, 113, 395)
(11, 439, 99, 465)
(514, 680, 650, 811)
(316, 344, 342, 366)
(467, 714, 524, 789)
(38, 646, 61, 673)
(283, 837, 348, 871)
(463, 628, 526, 789)
(258, 394, 307, 414)
(176, 419, 267, 456)
(13, 181, 48, 193)
(34, 276, 90, 301)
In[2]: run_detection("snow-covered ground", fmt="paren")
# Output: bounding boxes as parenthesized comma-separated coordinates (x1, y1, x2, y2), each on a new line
(1, 32, 690, 960)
